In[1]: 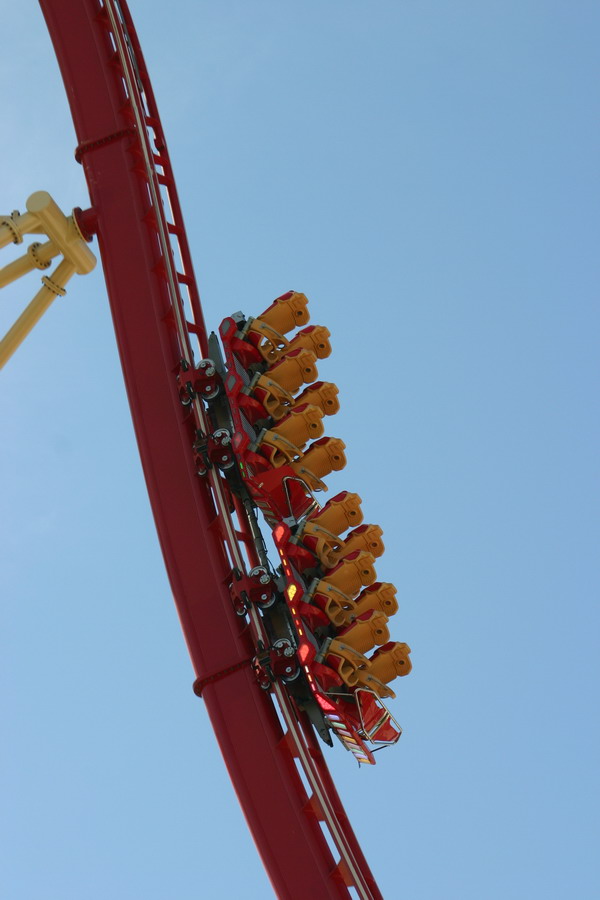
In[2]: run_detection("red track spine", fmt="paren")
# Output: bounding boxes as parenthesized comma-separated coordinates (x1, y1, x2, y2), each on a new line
(37, 1, 383, 897)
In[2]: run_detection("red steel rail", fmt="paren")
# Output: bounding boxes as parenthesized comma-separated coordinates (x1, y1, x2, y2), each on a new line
(37, 1, 383, 897)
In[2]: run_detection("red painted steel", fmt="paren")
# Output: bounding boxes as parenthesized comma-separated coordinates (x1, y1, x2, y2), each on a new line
(37, 2, 383, 897)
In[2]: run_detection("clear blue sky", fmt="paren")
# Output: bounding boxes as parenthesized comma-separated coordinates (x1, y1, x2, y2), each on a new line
(1, 2, 599, 898)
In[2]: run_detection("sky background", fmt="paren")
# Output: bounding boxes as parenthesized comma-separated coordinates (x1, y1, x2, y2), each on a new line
(1, 1, 599, 898)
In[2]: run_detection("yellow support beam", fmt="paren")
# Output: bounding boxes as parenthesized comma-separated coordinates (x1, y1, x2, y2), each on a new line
(0, 239, 59, 289)
(24, 192, 95, 275)
(0, 258, 76, 369)
(0, 191, 96, 368)
(0, 210, 44, 249)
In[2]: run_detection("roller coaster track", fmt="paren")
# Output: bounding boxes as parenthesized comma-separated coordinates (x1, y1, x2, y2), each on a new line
(37, 1, 384, 896)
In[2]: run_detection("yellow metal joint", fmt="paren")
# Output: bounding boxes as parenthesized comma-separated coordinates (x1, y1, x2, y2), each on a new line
(0, 191, 97, 369)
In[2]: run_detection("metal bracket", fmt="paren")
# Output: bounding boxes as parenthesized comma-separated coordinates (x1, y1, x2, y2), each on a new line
(193, 427, 236, 475)
(253, 638, 299, 690)
(177, 357, 220, 405)
(229, 565, 276, 616)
